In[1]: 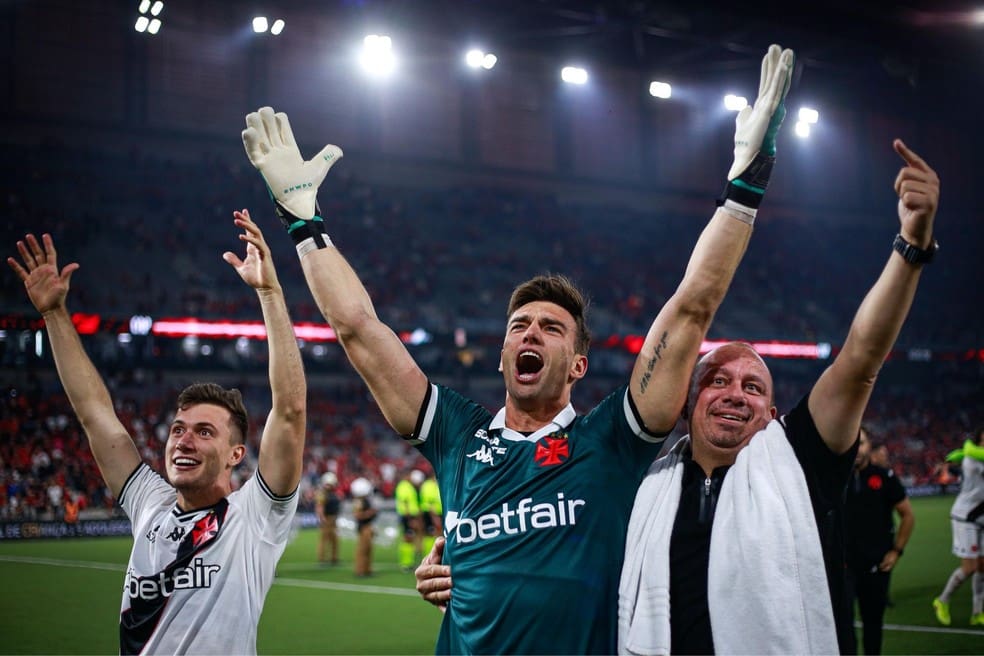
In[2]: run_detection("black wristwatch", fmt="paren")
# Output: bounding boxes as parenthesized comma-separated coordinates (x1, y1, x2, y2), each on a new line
(893, 233, 938, 265)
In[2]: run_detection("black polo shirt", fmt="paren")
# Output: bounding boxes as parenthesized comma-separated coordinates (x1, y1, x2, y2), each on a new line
(668, 395, 858, 655)
(845, 463, 906, 571)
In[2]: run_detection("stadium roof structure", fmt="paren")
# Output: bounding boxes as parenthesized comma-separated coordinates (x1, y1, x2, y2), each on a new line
(275, 0, 982, 109)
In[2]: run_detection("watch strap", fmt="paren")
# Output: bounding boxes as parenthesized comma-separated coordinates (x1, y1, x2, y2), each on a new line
(893, 233, 938, 265)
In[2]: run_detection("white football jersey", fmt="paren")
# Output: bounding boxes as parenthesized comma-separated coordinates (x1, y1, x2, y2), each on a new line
(117, 463, 297, 654)
(952, 454, 984, 525)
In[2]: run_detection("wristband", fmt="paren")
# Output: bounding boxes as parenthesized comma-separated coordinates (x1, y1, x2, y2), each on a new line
(717, 152, 775, 219)
(271, 197, 334, 256)
(892, 545, 904, 557)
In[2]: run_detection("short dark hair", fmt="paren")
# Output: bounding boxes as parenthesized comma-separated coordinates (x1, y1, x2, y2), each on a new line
(175, 383, 248, 445)
(507, 274, 591, 355)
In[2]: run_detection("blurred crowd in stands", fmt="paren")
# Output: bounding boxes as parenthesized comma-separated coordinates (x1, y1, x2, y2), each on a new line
(1, 140, 981, 522)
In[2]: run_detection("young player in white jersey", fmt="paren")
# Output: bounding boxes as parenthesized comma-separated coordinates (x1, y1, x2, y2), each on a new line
(7, 210, 307, 654)
(933, 427, 984, 627)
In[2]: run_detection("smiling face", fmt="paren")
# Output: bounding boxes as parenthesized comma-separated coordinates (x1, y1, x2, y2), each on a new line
(164, 402, 246, 510)
(500, 300, 588, 413)
(687, 343, 776, 472)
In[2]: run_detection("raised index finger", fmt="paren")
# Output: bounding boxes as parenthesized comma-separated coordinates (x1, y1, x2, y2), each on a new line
(894, 139, 930, 172)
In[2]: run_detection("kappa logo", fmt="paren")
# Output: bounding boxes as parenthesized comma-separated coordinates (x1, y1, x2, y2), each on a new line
(534, 434, 570, 467)
(467, 428, 507, 467)
(165, 525, 186, 542)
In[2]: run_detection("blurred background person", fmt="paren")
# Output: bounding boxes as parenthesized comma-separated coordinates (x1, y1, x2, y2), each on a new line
(350, 477, 377, 578)
(933, 427, 984, 627)
(419, 469, 443, 556)
(315, 471, 340, 565)
(845, 426, 914, 654)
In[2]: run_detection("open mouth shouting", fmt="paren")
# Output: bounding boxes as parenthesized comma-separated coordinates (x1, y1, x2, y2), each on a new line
(516, 350, 544, 383)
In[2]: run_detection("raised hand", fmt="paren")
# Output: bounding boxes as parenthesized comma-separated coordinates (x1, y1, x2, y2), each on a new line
(728, 44, 795, 181)
(222, 209, 280, 292)
(7, 233, 80, 315)
(242, 107, 343, 221)
(893, 139, 939, 247)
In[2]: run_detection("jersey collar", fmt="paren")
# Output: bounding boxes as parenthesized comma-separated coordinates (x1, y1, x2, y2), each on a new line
(490, 403, 577, 443)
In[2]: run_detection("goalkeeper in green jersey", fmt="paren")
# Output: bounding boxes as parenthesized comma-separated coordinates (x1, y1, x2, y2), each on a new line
(242, 45, 794, 654)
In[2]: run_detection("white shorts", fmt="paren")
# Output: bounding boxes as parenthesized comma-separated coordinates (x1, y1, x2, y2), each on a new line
(951, 519, 984, 559)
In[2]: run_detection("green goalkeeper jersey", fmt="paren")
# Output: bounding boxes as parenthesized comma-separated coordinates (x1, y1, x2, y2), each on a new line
(410, 383, 665, 654)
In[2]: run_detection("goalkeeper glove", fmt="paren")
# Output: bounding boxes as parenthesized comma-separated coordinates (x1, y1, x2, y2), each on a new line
(719, 45, 794, 221)
(242, 106, 343, 250)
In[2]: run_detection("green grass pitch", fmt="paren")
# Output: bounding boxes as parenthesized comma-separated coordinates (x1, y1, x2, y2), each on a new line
(0, 496, 981, 654)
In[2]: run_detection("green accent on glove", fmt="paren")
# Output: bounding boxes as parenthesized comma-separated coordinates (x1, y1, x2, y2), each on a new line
(730, 178, 767, 196)
(286, 219, 308, 234)
(761, 102, 786, 157)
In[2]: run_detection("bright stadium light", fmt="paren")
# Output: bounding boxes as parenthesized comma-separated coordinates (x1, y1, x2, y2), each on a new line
(465, 49, 497, 70)
(150, 1, 164, 16)
(649, 81, 672, 99)
(252, 16, 269, 33)
(138, 0, 151, 13)
(134, 16, 149, 32)
(360, 34, 397, 77)
(271, 19, 285, 35)
(148, 18, 161, 34)
(561, 66, 588, 85)
(798, 107, 819, 124)
(465, 49, 484, 68)
(795, 120, 811, 138)
(724, 94, 747, 111)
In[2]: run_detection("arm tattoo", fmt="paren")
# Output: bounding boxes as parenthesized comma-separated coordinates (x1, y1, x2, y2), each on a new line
(638, 331, 669, 395)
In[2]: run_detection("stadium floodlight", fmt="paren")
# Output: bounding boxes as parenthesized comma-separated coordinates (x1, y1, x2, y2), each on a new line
(271, 19, 285, 35)
(148, 18, 161, 34)
(134, 16, 150, 32)
(649, 81, 672, 99)
(465, 49, 497, 70)
(465, 49, 484, 68)
(795, 120, 811, 138)
(252, 16, 269, 33)
(138, 0, 151, 13)
(561, 66, 588, 85)
(150, 1, 164, 16)
(798, 107, 819, 124)
(360, 34, 397, 77)
(724, 94, 747, 111)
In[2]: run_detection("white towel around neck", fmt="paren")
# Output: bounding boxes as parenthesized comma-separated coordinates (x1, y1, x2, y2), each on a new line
(618, 419, 839, 655)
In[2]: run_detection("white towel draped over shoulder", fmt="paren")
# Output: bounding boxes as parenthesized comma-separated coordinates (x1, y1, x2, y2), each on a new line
(618, 420, 839, 655)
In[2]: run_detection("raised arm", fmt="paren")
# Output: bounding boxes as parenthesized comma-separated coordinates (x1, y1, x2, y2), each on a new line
(222, 210, 307, 496)
(809, 140, 939, 454)
(242, 107, 427, 435)
(630, 45, 794, 433)
(7, 234, 141, 496)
